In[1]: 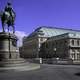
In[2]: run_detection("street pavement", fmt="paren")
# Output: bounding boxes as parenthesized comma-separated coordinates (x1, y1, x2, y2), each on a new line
(0, 64, 80, 80)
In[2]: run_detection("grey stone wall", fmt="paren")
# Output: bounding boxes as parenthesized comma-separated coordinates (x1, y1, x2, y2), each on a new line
(0, 32, 19, 60)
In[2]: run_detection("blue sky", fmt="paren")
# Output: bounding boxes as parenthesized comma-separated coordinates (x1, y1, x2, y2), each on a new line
(0, 0, 80, 46)
(0, 0, 80, 34)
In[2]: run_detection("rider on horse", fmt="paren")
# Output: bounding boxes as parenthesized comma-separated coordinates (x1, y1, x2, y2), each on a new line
(4, 2, 15, 18)
(0, 2, 16, 33)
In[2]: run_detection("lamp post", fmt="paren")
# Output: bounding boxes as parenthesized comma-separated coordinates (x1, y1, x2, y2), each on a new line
(54, 48, 56, 57)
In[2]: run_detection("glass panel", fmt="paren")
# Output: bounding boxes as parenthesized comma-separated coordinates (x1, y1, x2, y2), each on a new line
(38, 27, 80, 37)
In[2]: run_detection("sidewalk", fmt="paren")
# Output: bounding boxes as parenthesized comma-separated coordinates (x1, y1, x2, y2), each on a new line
(0, 63, 40, 72)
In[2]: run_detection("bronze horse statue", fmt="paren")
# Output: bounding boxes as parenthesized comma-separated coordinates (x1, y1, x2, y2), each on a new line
(0, 9, 16, 33)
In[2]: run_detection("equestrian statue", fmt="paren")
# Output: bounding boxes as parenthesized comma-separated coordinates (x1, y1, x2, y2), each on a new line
(0, 2, 16, 33)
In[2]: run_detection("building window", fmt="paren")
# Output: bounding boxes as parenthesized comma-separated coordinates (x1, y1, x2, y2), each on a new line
(52, 42, 54, 46)
(77, 54, 80, 60)
(46, 43, 48, 48)
(65, 40, 68, 45)
(78, 49, 80, 52)
(77, 40, 79, 46)
(40, 38, 43, 41)
(65, 40, 67, 43)
(71, 53, 75, 60)
(72, 49, 75, 53)
(72, 40, 74, 45)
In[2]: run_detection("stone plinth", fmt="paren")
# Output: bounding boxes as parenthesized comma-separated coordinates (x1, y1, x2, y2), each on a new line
(0, 32, 24, 67)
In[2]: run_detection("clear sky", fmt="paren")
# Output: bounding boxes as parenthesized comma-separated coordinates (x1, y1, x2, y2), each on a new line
(0, 0, 80, 34)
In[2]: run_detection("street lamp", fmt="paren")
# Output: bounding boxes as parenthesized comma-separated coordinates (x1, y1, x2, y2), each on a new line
(54, 48, 56, 57)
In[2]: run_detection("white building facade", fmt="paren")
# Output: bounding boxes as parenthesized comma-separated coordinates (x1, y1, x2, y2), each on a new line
(20, 26, 80, 61)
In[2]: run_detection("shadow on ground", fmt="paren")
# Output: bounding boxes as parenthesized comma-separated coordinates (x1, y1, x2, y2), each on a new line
(0, 70, 8, 72)
(75, 72, 80, 76)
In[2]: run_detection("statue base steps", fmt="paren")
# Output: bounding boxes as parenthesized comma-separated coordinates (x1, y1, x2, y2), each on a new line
(0, 32, 25, 67)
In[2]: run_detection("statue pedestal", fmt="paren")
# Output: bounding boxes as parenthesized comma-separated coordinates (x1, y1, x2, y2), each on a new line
(0, 32, 24, 67)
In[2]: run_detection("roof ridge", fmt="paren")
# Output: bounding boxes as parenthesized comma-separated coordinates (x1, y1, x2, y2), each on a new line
(37, 26, 80, 32)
